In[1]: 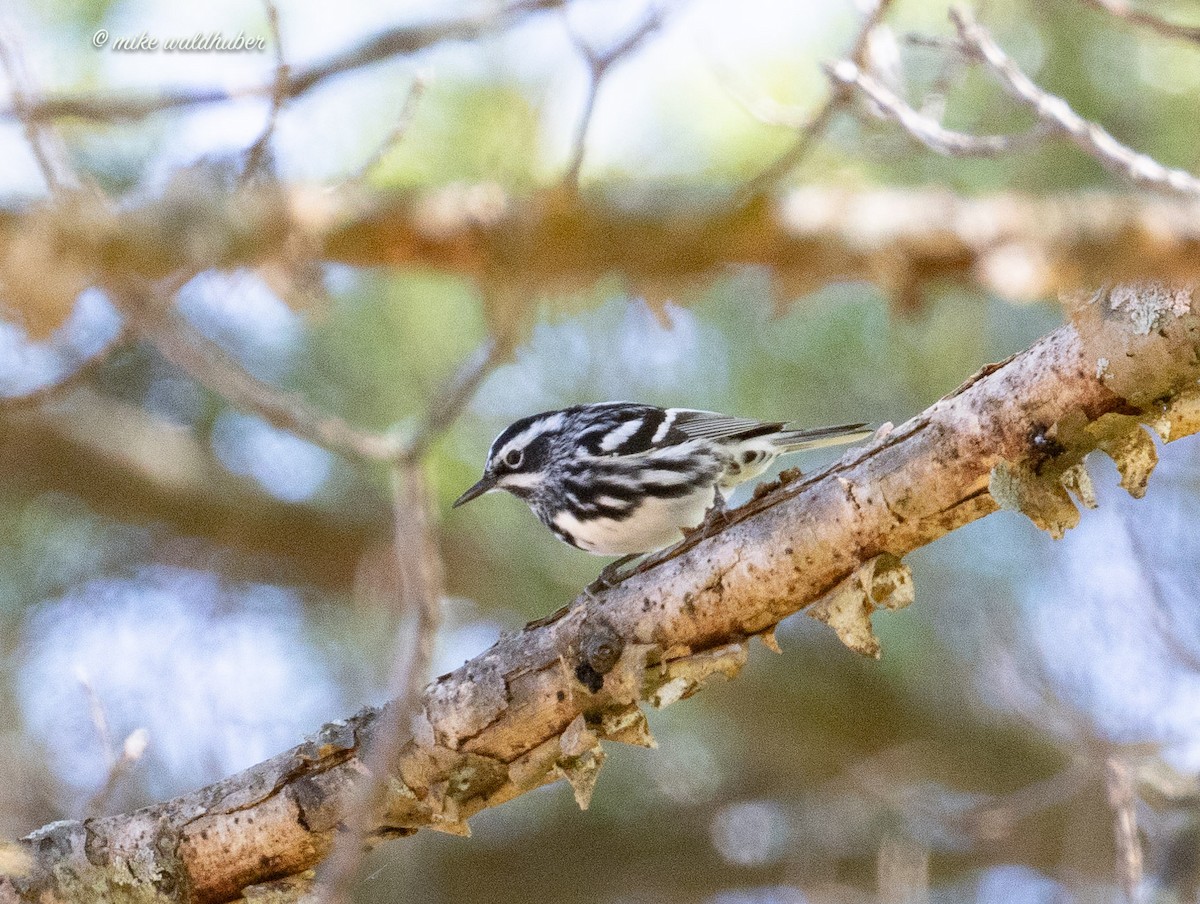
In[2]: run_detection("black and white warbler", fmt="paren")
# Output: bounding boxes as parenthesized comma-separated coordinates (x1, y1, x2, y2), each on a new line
(454, 403, 870, 558)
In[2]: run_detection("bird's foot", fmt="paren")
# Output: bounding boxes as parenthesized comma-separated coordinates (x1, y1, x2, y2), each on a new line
(697, 489, 731, 535)
(584, 553, 640, 597)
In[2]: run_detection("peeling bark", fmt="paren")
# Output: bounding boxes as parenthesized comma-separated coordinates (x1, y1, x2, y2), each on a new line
(4, 284, 1200, 903)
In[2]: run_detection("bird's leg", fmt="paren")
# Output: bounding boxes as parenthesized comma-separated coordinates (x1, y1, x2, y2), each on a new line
(584, 553, 640, 597)
(698, 487, 730, 535)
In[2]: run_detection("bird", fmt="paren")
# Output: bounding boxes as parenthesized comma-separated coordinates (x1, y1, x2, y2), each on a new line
(453, 402, 870, 570)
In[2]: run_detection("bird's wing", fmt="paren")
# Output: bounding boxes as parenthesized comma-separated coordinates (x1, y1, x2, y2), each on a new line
(666, 409, 783, 442)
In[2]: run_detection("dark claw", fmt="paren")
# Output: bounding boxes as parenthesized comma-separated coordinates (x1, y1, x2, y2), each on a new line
(584, 553, 640, 596)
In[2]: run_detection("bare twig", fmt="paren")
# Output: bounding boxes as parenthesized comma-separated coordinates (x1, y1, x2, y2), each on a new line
(76, 671, 149, 819)
(738, 0, 897, 202)
(399, 337, 499, 462)
(2, 0, 561, 125)
(0, 327, 126, 410)
(1106, 755, 1145, 903)
(0, 18, 76, 191)
(83, 729, 149, 820)
(315, 463, 443, 904)
(561, 7, 667, 191)
(242, 0, 289, 182)
(827, 59, 1053, 157)
(112, 280, 402, 462)
(329, 73, 427, 192)
(1079, 0, 1200, 44)
(951, 6, 1200, 198)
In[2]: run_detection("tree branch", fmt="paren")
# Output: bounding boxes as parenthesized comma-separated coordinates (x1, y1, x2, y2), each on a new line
(737, 0, 898, 200)
(1, 1, 563, 125)
(1078, 0, 1200, 44)
(7, 282, 1200, 903)
(951, 6, 1200, 198)
(827, 59, 1053, 157)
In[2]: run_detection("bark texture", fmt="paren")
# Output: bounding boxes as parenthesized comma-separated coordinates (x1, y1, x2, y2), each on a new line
(4, 284, 1200, 903)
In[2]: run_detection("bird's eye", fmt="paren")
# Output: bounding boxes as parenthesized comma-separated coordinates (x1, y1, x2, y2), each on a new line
(504, 448, 523, 468)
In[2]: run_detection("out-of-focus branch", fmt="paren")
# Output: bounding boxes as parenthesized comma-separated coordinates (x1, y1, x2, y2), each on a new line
(8, 283, 1200, 903)
(0, 327, 126, 410)
(0, 21, 76, 191)
(241, 0, 288, 181)
(1106, 756, 1146, 904)
(330, 74, 427, 192)
(320, 186, 1200, 305)
(561, 7, 666, 191)
(6, 186, 1200, 329)
(827, 59, 1052, 157)
(1079, 0, 1200, 44)
(398, 337, 499, 463)
(111, 280, 403, 462)
(316, 464, 444, 904)
(951, 7, 1200, 198)
(1, 0, 562, 125)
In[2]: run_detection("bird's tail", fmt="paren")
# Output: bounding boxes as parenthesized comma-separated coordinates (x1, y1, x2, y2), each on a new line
(772, 422, 872, 452)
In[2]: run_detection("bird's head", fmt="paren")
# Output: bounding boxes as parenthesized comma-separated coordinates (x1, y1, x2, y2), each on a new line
(453, 410, 567, 508)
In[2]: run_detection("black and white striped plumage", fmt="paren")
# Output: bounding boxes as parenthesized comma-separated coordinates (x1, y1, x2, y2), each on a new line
(454, 403, 870, 556)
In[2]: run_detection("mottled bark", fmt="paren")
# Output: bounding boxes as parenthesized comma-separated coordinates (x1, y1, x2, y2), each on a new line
(4, 284, 1200, 903)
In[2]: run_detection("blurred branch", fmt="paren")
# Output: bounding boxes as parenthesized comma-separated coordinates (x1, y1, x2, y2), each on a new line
(0, 327, 126, 410)
(319, 186, 1200, 306)
(1078, 0, 1200, 43)
(9, 284, 1200, 902)
(1106, 756, 1146, 904)
(111, 280, 403, 462)
(951, 7, 1200, 198)
(83, 730, 148, 821)
(1, 1, 562, 125)
(76, 671, 149, 820)
(0, 20, 76, 191)
(329, 73, 428, 192)
(827, 59, 1053, 157)
(738, 0, 897, 201)
(241, 0, 288, 182)
(0, 386, 383, 590)
(560, 6, 667, 192)
(316, 464, 444, 904)
(398, 337, 500, 463)
(6, 186, 1200, 324)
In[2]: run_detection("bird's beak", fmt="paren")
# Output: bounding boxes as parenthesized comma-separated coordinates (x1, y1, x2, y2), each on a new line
(453, 474, 498, 508)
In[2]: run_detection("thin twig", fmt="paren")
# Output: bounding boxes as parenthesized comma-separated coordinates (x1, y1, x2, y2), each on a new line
(951, 6, 1200, 198)
(112, 279, 402, 462)
(316, 463, 443, 904)
(242, 0, 288, 182)
(561, 6, 667, 191)
(1079, 0, 1200, 44)
(0, 19, 76, 190)
(0, 328, 126, 410)
(400, 337, 500, 462)
(76, 671, 149, 819)
(737, 0, 897, 202)
(3, 1, 561, 125)
(1106, 755, 1145, 904)
(83, 729, 149, 819)
(827, 59, 1053, 157)
(329, 73, 427, 192)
